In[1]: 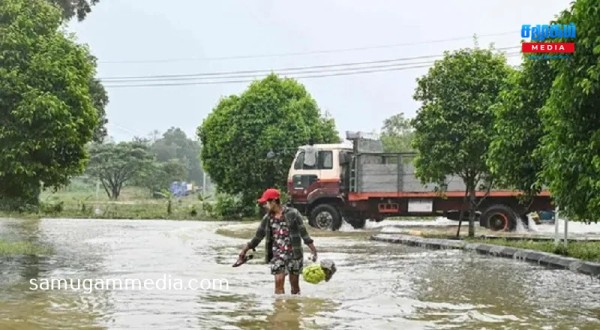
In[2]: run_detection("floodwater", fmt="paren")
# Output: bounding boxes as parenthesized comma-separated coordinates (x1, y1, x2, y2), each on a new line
(1, 218, 600, 329)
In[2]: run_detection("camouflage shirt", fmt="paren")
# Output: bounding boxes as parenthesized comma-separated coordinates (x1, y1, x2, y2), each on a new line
(246, 206, 314, 263)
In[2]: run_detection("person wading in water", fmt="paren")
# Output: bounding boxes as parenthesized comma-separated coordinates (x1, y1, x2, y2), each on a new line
(238, 188, 318, 295)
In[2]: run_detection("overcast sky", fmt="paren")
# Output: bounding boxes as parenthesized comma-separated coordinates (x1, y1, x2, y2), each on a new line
(66, 0, 573, 142)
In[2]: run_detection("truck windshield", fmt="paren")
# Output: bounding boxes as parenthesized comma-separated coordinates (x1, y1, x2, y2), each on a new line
(294, 150, 333, 170)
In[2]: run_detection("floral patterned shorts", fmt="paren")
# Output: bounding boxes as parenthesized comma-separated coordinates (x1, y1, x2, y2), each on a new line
(270, 257, 303, 275)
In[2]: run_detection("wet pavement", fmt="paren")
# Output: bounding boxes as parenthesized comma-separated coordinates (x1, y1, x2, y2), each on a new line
(1, 218, 600, 329)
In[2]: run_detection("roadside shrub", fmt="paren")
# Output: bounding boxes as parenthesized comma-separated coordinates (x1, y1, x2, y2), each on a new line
(214, 193, 244, 219)
(39, 197, 64, 214)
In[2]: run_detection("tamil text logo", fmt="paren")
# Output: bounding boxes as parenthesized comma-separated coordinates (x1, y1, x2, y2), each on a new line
(520, 23, 575, 54)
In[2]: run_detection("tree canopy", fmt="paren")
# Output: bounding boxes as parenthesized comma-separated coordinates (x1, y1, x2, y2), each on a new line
(86, 142, 155, 200)
(538, 0, 600, 222)
(88, 75, 109, 143)
(487, 57, 556, 203)
(411, 46, 511, 236)
(45, 0, 108, 143)
(150, 127, 204, 185)
(197, 74, 340, 214)
(380, 113, 415, 153)
(47, 0, 100, 21)
(0, 0, 101, 210)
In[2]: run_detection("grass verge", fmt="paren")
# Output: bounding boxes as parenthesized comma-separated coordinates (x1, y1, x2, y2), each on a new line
(0, 240, 52, 256)
(0, 201, 215, 220)
(0, 187, 247, 221)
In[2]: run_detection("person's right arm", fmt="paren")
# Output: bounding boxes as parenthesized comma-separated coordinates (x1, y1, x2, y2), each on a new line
(240, 216, 267, 256)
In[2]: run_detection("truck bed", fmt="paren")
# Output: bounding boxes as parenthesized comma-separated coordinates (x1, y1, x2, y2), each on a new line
(354, 153, 467, 193)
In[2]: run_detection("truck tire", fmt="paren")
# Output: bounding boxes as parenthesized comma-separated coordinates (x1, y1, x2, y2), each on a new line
(480, 204, 517, 231)
(309, 204, 342, 231)
(346, 217, 366, 229)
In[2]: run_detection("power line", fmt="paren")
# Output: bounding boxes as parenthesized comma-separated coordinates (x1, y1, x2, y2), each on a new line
(103, 51, 522, 88)
(101, 59, 439, 83)
(99, 46, 521, 82)
(99, 31, 519, 64)
(103, 65, 433, 88)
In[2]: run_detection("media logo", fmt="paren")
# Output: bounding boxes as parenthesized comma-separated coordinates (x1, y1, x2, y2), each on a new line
(520, 23, 575, 54)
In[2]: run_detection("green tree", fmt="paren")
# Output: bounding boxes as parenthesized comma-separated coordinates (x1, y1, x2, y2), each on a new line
(411, 46, 511, 237)
(487, 56, 556, 205)
(0, 0, 100, 210)
(380, 113, 415, 153)
(86, 142, 154, 200)
(197, 74, 340, 215)
(150, 127, 204, 184)
(47, 0, 99, 21)
(134, 159, 189, 196)
(44, 0, 109, 143)
(538, 0, 600, 222)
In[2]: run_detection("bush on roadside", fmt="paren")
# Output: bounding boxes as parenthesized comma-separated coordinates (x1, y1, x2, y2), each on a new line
(39, 197, 64, 214)
(213, 193, 253, 220)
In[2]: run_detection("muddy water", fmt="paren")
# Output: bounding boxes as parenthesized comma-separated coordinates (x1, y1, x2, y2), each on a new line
(1, 218, 600, 329)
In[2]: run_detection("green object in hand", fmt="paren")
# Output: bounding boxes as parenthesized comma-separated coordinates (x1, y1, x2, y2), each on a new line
(302, 263, 326, 284)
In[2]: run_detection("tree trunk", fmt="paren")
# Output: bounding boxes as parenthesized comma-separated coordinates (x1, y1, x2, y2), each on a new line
(111, 186, 120, 200)
(101, 180, 112, 199)
(468, 184, 476, 237)
(456, 187, 469, 238)
(456, 212, 463, 238)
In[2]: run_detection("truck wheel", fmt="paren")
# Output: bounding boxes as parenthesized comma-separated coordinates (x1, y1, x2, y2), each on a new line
(346, 217, 366, 229)
(480, 205, 517, 231)
(310, 204, 342, 231)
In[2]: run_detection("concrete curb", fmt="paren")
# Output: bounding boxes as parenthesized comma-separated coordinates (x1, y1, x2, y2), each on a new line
(371, 234, 600, 277)
(478, 235, 600, 242)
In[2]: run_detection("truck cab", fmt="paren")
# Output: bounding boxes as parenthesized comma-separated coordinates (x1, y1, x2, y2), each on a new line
(286, 142, 351, 226)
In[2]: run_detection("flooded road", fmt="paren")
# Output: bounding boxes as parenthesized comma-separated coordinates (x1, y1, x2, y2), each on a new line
(1, 218, 600, 329)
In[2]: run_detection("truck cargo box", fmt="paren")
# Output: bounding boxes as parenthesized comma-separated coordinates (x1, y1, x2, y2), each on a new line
(354, 153, 467, 193)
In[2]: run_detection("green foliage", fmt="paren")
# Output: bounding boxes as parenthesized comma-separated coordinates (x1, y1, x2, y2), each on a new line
(487, 58, 556, 203)
(538, 0, 600, 222)
(39, 195, 65, 214)
(196, 193, 253, 220)
(161, 160, 188, 185)
(0, 0, 100, 211)
(46, 0, 99, 21)
(85, 142, 155, 200)
(88, 76, 109, 143)
(380, 112, 415, 153)
(197, 74, 340, 216)
(149, 127, 204, 185)
(411, 46, 511, 236)
(213, 193, 250, 220)
(45, 0, 109, 143)
(134, 159, 188, 196)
